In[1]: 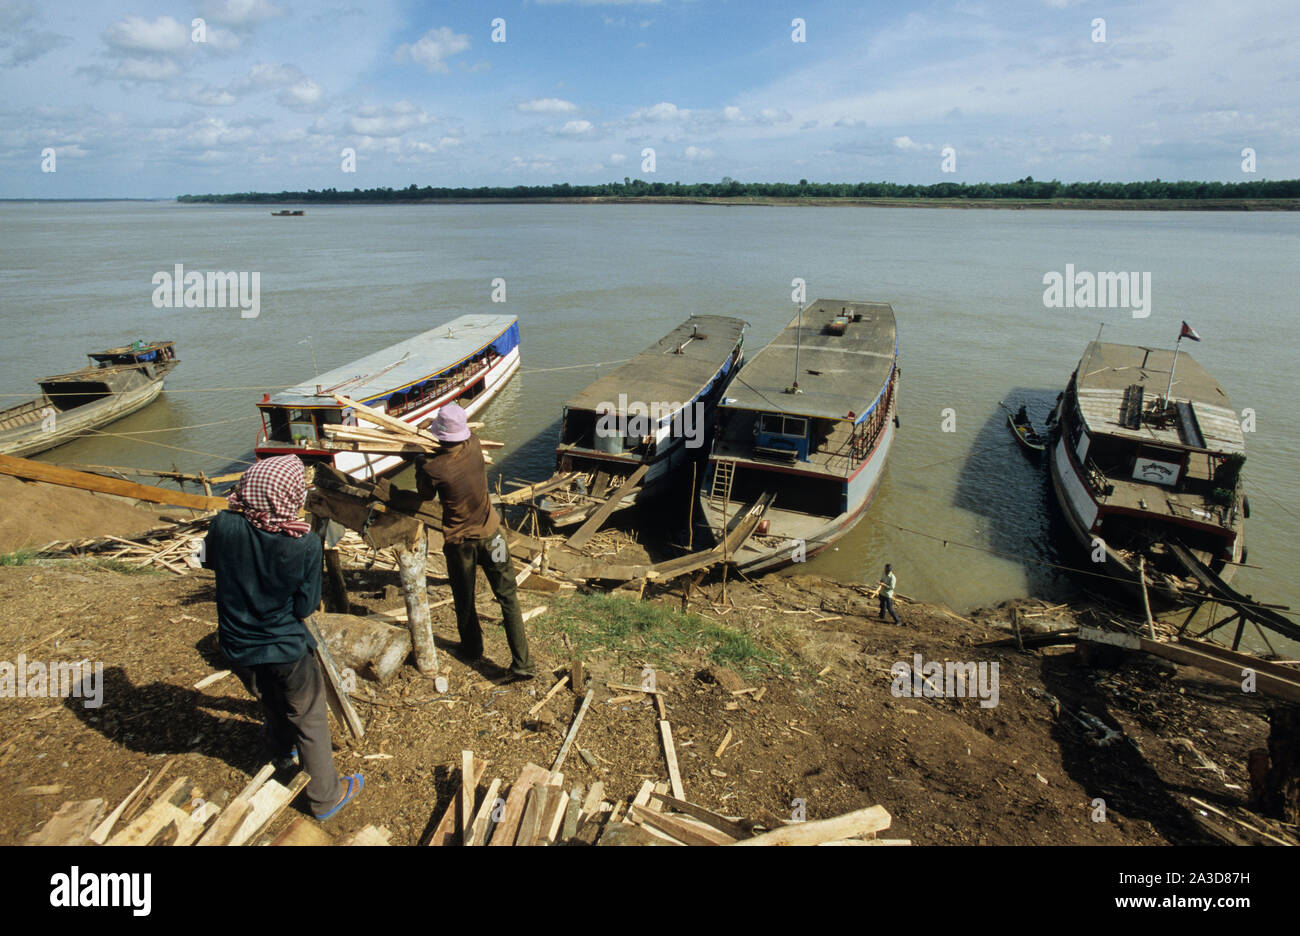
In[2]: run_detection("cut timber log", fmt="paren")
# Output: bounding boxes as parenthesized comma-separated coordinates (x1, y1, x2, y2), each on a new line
(732, 805, 892, 847)
(565, 463, 650, 549)
(393, 527, 437, 674)
(0, 454, 228, 511)
(313, 612, 412, 684)
(25, 798, 106, 846)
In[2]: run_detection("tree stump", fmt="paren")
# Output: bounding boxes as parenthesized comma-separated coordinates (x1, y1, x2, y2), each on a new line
(394, 522, 437, 673)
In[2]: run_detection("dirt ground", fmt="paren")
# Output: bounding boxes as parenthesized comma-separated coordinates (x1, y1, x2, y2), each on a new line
(0, 553, 1283, 846)
(0, 475, 167, 553)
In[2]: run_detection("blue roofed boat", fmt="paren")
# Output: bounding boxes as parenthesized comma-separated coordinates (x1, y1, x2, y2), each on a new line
(254, 314, 520, 480)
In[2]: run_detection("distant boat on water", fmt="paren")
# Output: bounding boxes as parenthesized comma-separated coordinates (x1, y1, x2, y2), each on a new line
(254, 314, 520, 481)
(0, 341, 179, 457)
(271, 209, 304, 216)
(697, 299, 899, 574)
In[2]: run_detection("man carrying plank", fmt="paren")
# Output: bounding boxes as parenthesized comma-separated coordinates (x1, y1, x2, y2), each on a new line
(203, 455, 363, 820)
(410, 404, 535, 681)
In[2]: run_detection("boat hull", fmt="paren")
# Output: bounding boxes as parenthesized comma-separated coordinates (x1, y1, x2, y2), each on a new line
(0, 373, 168, 459)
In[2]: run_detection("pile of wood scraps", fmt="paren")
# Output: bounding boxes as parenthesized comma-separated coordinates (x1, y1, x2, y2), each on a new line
(34, 515, 214, 575)
(426, 750, 904, 846)
(22, 762, 388, 846)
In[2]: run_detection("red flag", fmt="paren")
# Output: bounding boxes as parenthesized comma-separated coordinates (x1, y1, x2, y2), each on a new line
(1179, 321, 1201, 342)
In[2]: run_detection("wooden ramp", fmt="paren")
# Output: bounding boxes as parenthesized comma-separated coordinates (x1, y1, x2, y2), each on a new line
(0, 454, 229, 511)
(1166, 542, 1300, 647)
(565, 463, 650, 550)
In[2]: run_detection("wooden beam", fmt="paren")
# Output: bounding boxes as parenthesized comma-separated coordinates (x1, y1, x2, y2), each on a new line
(25, 799, 106, 846)
(460, 751, 476, 839)
(629, 804, 736, 846)
(647, 791, 753, 840)
(467, 777, 503, 847)
(488, 763, 550, 847)
(659, 720, 685, 800)
(733, 805, 892, 847)
(0, 454, 228, 510)
(425, 757, 488, 845)
(305, 616, 366, 739)
(565, 463, 650, 549)
(229, 772, 311, 846)
(552, 688, 595, 772)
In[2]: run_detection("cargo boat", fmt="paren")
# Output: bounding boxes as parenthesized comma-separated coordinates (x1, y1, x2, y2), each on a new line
(0, 341, 179, 458)
(697, 300, 899, 574)
(1047, 341, 1247, 605)
(254, 314, 520, 480)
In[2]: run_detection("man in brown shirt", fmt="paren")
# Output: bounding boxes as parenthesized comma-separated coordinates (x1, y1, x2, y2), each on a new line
(416, 403, 534, 679)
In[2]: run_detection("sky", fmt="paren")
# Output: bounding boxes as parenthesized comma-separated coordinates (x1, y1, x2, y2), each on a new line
(1, 0, 1297, 198)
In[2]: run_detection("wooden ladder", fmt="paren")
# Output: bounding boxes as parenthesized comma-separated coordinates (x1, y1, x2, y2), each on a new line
(709, 459, 735, 510)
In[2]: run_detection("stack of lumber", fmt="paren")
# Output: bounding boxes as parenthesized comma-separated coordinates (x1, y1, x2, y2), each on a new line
(34, 515, 214, 575)
(24, 764, 391, 846)
(426, 751, 906, 847)
(320, 395, 501, 462)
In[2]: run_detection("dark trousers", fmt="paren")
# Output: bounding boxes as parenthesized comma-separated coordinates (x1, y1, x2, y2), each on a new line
(879, 593, 901, 625)
(443, 531, 534, 676)
(235, 653, 342, 815)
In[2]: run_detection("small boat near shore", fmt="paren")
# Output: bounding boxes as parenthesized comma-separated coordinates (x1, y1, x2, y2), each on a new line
(1003, 401, 1046, 453)
(254, 314, 520, 481)
(0, 341, 179, 458)
(535, 315, 746, 532)
(1047, 340, 1247, 606)
(697, 299, 899, 574)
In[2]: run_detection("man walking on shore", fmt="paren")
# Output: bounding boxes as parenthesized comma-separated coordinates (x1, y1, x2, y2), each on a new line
(203, 455, 363, 821)
(415, 404, 535, 681)
(878, 563, 902, 625)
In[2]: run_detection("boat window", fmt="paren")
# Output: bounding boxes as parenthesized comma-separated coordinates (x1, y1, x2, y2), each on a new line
(287, 408, 318, 444)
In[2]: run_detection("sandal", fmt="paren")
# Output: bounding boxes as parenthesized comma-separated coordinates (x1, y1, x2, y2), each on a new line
(315, 773, 364, 821)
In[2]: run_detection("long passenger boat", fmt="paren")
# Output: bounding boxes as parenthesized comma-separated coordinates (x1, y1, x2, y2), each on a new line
(1048, 341, 1247, 605)
(538, 315, 746, 528)
(254, 314, 520, 480)
(697, 300, 898, 574)
(0, 341, 179, 458)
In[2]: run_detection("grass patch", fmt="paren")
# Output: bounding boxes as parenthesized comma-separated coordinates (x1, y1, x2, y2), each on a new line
(0, 548, 39, 566)
(538, 593, 784, 675)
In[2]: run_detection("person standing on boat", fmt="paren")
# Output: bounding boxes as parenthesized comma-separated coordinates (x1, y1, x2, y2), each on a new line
(202, 454, 363, 821)
(878, 563, 902, 625)
(415, 403, 536, 681)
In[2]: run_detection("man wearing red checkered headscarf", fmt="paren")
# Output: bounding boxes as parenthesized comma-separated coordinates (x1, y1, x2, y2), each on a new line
(203, 455, 363, 820)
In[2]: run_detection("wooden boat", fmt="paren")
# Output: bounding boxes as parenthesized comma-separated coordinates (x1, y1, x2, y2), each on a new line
(0, 341, 179, 458)
(1003, 402, 1046, 452)
(1048, 341, 1247, 605)
(271, 210, 304, 216)
(696, 300, 898, 574)
(254, 315, 520, 481)
(535, 316, 746, 531)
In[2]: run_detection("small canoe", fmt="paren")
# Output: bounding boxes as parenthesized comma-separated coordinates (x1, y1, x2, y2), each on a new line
(1004, 403, 1046, 453)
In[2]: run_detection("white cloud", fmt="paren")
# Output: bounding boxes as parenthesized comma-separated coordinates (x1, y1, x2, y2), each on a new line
(631, 101, 688, 121)
(199, 0, 285, 26)
(102, 16, 190, 54)
(684, 145, 713, 160)
(723, 106, 743, 121)
(349, 102, 433, 135)
(518, 97, 578, 113)
(893, 135, 932, 151)
(608, 153, 627, 165)
(278, 80, 323, 110)
(395, 26, 470, 74)
(556, 119, 594, 136)
(114, 58, 182, 82)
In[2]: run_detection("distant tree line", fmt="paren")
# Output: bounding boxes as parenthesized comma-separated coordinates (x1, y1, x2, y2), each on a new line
(177, 176, 1300, 203)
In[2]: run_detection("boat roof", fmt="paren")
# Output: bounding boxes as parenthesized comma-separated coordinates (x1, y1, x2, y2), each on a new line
(565, 315, 746, 421)
(720, 300, 897, 422)
(265, 314, 516, 408)
(89, 340, 174, 360)
(1073, 342, 1244, 454)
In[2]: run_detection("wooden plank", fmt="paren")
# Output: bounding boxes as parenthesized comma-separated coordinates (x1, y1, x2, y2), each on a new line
(25, 798, 106, 846)
(647, 791, 753, 840)
(334, 395, 442, 444)
(630, 804, 736, 845)
(335, 825, 393, 846)
(1138, 637, 1300, 704)
(425, 757, 487, 845)
(194, 798, 252, 847)
(579, 782, 605, 824)
(228, 772, 311, 847)
(715, 728, 733, 759)
(552, 688, 595, 771)
(122, 757, 177, 823)
(270, 815, 336, 846)
(467, 778, 503, 846)
(495, 472, 579, 505)
(565, 463, 650, 549)
(460, 751, 476, 839)
(488, 763, 550, 847)
(545, 786, 570, 844)
(514, 785, 554, 847)
(623, 780, 655, 826)
(659, 720, 685, 800)
(89, 771, 151, 844)
(172, 802, 220, 846)
(560, 786, 583, 843)
(733, 805, 892, 847)
(528, 673, 570, 717)
(304, 616, 366, 738)
(107, 777, 193, 846)
(0, 454, 228, 510)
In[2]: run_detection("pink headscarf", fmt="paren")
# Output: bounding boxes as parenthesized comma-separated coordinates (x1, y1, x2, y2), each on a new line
(228, 455, 312, 537)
